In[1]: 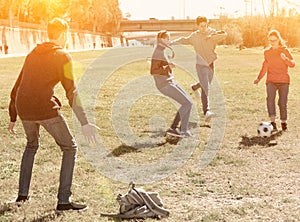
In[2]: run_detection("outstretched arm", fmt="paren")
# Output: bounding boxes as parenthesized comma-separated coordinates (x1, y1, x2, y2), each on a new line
(210, 30, 227, 43)
(60, 54, 100, 143)
(171, 34, 192, 45)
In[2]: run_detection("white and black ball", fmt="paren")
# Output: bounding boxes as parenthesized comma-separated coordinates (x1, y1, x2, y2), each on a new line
(257, 122, 273, 138)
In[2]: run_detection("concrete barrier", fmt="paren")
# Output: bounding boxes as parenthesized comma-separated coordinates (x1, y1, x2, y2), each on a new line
(0, 25, 121, 55)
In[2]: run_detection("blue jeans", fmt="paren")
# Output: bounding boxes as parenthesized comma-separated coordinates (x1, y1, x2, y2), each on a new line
(196, 63, 214, 115)
(266, 82, 289, 121)
(19, 114, 77, 204)
(158, 82, 192, 132)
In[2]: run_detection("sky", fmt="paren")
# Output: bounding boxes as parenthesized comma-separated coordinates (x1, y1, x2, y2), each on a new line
(119, 0, 300, 20)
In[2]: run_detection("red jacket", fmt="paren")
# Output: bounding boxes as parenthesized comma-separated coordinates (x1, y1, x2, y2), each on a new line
(257, 46, 295, 84)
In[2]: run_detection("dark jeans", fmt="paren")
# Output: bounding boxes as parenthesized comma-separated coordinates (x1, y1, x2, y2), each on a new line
(19, 114, 77, 204)
(266, 82, 289, 121)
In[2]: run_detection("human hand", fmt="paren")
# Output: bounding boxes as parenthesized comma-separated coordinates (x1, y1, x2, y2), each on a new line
(169, 62, 176, 69)
(81, 123, 100, 144)
(8, 122, 16, 134)
(280, 53, 288, 61)
(205, 34, 212, 40)
(216, 30, 225, 34)
(253, 79, 260, 84)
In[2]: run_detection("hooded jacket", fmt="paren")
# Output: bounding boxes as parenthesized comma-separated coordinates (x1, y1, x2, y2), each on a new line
(9, 42, 88, 126)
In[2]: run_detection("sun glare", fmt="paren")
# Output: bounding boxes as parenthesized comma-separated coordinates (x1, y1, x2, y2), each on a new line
(120, 0, 300, 20)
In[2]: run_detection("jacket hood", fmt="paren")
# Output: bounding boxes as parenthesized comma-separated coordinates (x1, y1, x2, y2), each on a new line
(33, 42, 62, 54)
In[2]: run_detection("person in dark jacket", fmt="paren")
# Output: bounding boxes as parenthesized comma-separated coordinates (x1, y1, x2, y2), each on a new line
(8, 18, 99, 211)
(150, 30, 193, 137)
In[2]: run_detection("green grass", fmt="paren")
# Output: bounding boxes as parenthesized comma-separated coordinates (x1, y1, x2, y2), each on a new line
(1, 46, 300, 221)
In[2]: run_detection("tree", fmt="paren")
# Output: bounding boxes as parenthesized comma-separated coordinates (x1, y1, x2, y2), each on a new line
(0, 0, 123, 35)
(90, 0, 122, 34)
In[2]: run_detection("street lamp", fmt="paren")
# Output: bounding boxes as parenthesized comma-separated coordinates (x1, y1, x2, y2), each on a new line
(183, 0, 186, 19)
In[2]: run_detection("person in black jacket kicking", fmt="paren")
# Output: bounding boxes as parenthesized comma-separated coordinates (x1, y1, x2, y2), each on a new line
(150, 30, 193, 138)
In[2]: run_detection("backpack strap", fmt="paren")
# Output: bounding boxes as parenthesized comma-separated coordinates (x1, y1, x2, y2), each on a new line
(132, 186, 170, 218)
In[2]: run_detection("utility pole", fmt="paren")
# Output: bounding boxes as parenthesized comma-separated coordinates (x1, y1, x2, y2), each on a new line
(270, 0, 275, 17)
(183, 0, 186, 19)
(244, 0, 250, 16)
(261, 0, 266, 18)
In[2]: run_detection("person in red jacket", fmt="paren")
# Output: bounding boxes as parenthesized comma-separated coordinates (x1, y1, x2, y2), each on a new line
(254, 29, 295, 131)
(8, 18, 99, 211)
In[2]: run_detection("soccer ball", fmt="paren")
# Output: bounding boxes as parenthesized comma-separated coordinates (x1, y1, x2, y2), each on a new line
(257, 122, 273, 138)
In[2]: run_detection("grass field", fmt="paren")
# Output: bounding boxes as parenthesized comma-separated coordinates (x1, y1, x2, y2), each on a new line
(0, 45, 300, 221)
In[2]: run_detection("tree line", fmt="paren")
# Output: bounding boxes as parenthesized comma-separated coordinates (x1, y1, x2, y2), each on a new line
(0, 1, 299, 47)
(0, 0, 122, 34)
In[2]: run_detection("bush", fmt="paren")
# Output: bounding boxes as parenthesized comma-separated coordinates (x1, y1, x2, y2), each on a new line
(238, 15, 300, 48)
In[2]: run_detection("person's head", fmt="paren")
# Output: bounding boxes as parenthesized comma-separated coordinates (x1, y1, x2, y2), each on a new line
(47, 18, 69, 48)
(156, 30, 174, 58)
(268, 29, 286, 48)
(157, 30, 170, 47)
(157, 30, 170, 41)
(196, 16, 208, 33)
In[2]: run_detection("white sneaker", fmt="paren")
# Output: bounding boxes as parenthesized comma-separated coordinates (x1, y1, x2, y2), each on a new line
(180, 130, 193, 138)
(166, 128, 182, 137)
(205, 111, 214, 122)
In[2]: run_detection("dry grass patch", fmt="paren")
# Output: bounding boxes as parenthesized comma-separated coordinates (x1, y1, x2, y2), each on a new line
(1, 46, 300, 221)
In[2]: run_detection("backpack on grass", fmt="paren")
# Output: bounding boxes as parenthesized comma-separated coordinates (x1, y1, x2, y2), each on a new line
(101, 182, 170, 220)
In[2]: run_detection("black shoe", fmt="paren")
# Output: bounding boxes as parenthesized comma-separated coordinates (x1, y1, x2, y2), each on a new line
(270, 122, 278, 132)
(281, 122, 287, 131)
(16, 195, 29, 203)
(56, 202, 88, 212)
(191, 83, 201, 91)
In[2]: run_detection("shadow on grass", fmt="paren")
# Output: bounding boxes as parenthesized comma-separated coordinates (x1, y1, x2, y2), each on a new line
(0, 203, 59, 222)
(141, 129, 165, 138)
(164, 135, 181, 145)
(238, 131, 283, 148)
(109, 136, 181, 157)
(0, 203, 12, 216)
(109, 144, 142, 157)
(200, 123, 211, 128)
(30, 210, 59, 222)
(109, 122, 200, 156)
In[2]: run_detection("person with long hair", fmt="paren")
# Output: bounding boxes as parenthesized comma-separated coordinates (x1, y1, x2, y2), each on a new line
(254, 29, 295, 131)
(150, 30, 193, 137)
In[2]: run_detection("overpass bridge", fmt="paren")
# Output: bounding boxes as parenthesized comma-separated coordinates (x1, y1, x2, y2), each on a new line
(119, 18, 233, 32)
(119, 18, 234, 46)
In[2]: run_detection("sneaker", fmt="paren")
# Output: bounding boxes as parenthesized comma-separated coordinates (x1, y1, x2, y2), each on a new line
(166, 128, 182, 138)
(180, 131, 193, 138)
(16, 195, 29, 203)
(205, 111, 214, 122)
(191, 83, 201, 99)
(56, 202, 88, 212)
(271, 122, 278, 132)
(281, 122, 287, 131)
